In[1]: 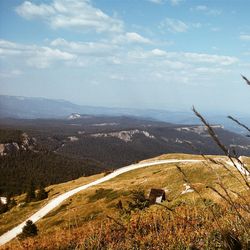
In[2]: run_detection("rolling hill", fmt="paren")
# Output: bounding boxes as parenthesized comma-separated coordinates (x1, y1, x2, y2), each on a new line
(1, 153, 249, 249)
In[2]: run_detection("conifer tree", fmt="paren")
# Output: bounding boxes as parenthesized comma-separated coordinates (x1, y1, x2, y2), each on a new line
(0, 199, 8, 214)
(36, 184, 48, 201)
(20, 220, 38, 238)
(25, 182, 36, 202)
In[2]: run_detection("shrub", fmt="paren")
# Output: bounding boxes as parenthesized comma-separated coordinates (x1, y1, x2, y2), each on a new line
(19, 220, 38, 239)
(36, 186, 48, 201)
(0, 202, 8, 214)
(25, 182, 36, 203)
(127, 189, 150, 212)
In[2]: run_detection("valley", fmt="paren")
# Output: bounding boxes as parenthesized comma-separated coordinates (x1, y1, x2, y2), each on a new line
(1, 115, 250, 196)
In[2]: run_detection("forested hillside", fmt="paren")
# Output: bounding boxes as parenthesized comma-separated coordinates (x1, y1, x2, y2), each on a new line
(0, 151, 103, 196)
(1, 115, 250, 196)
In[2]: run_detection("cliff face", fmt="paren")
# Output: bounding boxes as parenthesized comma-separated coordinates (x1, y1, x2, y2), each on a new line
(0, 133, 36, 156)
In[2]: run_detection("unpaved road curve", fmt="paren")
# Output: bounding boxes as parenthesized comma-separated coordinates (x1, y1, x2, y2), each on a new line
(0, 159, 200, 246)
(2, 158, 247, 246)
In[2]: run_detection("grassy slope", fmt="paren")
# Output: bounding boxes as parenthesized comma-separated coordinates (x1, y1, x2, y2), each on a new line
(0, 173, 104, 236)
(1, 154, 249, 239)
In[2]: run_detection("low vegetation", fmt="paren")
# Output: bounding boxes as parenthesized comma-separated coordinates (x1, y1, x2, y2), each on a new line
(18, 220, 38, 240)
(0, 197, 16, 215)
(3, 186, 250, 249)
(1, 153, 249, 249)
(0, 173, 103, 236)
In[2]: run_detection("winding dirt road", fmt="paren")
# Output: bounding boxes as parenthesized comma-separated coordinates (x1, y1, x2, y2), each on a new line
(1, 158, 248, 246)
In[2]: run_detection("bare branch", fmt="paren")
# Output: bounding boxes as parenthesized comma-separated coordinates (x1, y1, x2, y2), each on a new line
(228, 115, 250, 135)
(192, 106, 250, 188)
(241, 74, 250, 85)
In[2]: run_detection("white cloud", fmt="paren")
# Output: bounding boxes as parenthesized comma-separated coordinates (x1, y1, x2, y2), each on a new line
(0, 38, 239, 87)
(195, 5, 207, 11)
(148, 0, 184, 5)
(0, 40, 23, 56)
(210, 27, 220, 32)
(148, 0, 164, 4)
(141, 51, 235, 85)
(181, 52, 237, 66)
(110, 74, 125, 81)
(240, 35, 250, 41)
(159, 18, 188, 33)
(0, 69, 23, 78)
(50, 38, 117, 55)
(15, 1, 55, 19)
(0, 39, 76, 69)
(125, 32, 152, 44)
(192, 22, 202, 28)
(27, 47, 76, 68)
(243, 51, 250, 56)
(112, 32, 152, 44)
(151, 48, 167, 56)
(194, 67, 229, 74)
(16, 0, 123, 33)
(129, 48, 238, 66)
(169, 0, 184, 6)
(125, 48, 236, 86)
(191, 5, 221, 16)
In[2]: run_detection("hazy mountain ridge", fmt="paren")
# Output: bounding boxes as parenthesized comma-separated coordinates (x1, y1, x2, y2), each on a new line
(1, 95, 249, 134)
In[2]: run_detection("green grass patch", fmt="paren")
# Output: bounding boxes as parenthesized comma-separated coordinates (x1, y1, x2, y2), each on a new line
(88, 188, 120, 202)
(44, 203, 70, 218)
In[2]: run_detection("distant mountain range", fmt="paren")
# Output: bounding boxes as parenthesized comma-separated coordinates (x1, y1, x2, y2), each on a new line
(0, 95, 249, 134)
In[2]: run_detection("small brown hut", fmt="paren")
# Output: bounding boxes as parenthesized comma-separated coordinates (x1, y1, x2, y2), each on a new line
(148, 189, 166, 204)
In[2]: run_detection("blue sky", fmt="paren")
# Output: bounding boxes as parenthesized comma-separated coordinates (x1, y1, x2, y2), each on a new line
(0, 0, 250, 114)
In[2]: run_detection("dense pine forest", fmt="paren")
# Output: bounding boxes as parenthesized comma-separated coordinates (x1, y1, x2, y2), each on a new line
(0, 128, 103, 196)
(0, 151, 103, 195)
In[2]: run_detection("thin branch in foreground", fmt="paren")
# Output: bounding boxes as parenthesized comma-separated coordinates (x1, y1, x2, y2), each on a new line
(175, 164, 223, 231)
(106, 215, 126, 230)
(228, 115, 250, 134)
(184, 140, 245, 186)
(192, 106, 250, 188)
(155, 203, 200, 231)
(241, 74, 250, 85)
(192, 106, 228, 155)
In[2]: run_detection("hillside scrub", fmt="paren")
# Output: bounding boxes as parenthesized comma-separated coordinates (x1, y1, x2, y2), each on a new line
(18, 220, 38, 240)
(3, 195, 250, 250)
(2, 152, 249, 249)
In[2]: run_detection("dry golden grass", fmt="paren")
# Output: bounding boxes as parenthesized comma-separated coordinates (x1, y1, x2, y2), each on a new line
(0, 173, 104, 236)
(1, 153, 250, 249)
(3, 194, 250, 250)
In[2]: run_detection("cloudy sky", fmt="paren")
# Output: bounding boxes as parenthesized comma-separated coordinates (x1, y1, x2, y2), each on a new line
(0, 0, 250, 114)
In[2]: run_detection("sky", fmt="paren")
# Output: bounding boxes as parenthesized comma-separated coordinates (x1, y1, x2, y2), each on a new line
(0, 0, 250, 114)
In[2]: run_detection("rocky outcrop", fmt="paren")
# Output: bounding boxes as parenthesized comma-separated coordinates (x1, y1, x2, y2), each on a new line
(4, 143, 20, 154)
(0, 133, 36, 156)
(0, 197, 7, 205)
(90, 129, 155, 142)
(0, 144, 5, 156)
(21, 133, 36, 150)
